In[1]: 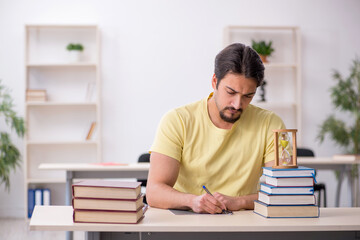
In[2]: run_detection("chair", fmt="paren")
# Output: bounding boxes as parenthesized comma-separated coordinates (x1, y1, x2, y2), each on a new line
(138, 153, 150, 204)
(297, 148, 327, 207)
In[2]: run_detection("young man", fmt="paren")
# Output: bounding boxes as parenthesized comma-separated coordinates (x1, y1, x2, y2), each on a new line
(147, 43, 285, 214)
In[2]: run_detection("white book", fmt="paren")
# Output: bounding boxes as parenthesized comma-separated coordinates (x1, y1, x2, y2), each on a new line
(260, 183, 314, 195)
(258, 191, 316, 205)
(262, 166, 315, 178)
(265, 176, 314, 187)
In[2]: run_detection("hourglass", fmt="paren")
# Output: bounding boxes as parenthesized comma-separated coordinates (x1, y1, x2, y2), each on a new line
(272, 129, 298, 169)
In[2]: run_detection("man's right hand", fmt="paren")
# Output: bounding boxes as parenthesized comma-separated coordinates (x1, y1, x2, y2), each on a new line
(191, 193, 227, 214)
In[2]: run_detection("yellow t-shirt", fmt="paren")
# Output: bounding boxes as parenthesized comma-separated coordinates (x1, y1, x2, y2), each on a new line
(150, 93, 285, 196)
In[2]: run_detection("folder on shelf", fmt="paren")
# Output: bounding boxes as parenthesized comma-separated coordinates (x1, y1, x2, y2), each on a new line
(35, 188, 43, 206)
(28, 189, 35, 218)
(43, 188, 51, 206)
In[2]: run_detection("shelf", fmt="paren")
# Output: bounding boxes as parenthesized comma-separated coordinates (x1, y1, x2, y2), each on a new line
(26, 24, 98, 29)
(27, 63, 97, 68)
(27, 178, 65, 184)
(227, 25, 299, 31)
(253, 102, 296, 109)
(27, 140, 98, 146)
(26, 102, 97, 107)
(264, 63, 297, 68)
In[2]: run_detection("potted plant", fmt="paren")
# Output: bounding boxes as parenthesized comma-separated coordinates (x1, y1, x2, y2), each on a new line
(251, 40, 275, 63)
(0, 80, 25, 191)
(317, 58, 360, 175)
(66, 43, 84, 62)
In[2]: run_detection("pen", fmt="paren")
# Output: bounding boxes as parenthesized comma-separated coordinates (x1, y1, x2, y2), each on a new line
(202, 185, 233, 215)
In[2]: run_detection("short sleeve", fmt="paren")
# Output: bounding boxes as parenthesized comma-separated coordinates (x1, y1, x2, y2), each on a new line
(263, 113, 286, 163)
(149, 109, 185, 162)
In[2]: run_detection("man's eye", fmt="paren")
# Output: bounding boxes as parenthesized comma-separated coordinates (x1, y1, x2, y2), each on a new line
(244, 95, 253, 99)
(227, 91, 236, 95)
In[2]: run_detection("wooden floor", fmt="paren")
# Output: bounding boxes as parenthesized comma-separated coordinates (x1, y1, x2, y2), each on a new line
(0, 218, 85, 240)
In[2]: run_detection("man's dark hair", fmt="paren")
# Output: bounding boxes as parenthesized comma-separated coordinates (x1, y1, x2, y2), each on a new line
(214, 43, 265, 88)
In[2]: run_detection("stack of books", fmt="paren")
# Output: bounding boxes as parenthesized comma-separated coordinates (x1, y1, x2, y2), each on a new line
(254, 166, 319, 218)
(26, 89, 47, 102)
(72, 180, 147, 224)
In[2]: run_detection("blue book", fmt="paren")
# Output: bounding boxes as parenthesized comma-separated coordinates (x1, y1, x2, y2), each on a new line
(28, 189, 35, 218)
(260, 183, 314, 195)
(262, 166, 315, 178)
(254, 200, 319, 218)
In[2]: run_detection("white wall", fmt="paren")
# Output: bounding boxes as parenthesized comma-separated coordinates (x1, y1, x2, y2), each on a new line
(0, 0, 359, 217)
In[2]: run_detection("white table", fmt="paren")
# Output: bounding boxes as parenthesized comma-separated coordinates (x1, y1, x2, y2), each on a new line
(30, 206, 360, 240)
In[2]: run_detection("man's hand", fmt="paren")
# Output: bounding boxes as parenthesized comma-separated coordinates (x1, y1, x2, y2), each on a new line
(212, 192, 258, 211)
(212, 192, 241, 211)
(191, 193, 227, 214)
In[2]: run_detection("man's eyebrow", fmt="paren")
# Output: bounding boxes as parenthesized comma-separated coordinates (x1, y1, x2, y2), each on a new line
(244, 91, 256, 96)
(226, 86, 256, 96)
(225, 86, 238, 93)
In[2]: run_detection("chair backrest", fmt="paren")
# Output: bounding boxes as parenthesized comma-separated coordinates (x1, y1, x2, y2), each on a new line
(137, 153, 150, 188)
(297, 148, 315, 157)
(138, 153, 150, 163)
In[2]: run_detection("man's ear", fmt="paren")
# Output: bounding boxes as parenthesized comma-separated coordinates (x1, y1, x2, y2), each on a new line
(211, 74, 217, 90)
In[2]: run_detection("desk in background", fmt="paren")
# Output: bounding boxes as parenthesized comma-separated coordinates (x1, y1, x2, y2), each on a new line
(39, 163, 150, 206)
(39, 158, 359, 208)
(298, 157, 360, 207)
(30, 206, 360, 240)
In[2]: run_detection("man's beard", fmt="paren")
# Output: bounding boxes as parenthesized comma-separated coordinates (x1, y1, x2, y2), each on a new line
(219, 107, 243, 123)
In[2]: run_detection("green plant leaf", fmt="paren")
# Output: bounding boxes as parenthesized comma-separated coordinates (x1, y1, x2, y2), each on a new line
(0, 80, 25, 191)
(317, 58, 360, 155)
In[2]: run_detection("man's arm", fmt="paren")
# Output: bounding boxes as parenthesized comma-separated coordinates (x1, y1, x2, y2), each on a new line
(146, 152, 226, 214)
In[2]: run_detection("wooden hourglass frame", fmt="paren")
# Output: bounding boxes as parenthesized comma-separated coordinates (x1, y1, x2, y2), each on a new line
(272, 129, 298, 169)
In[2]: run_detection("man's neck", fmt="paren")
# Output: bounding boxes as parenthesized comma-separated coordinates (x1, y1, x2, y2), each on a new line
(207, 97, 234, 130)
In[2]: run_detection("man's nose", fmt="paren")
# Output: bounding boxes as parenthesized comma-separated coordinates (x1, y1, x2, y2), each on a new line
(231, 95, 242, 110)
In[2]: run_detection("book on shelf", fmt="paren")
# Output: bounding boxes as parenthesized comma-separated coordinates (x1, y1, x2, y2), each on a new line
(86, 122, 97, 140)
(72, 180, 142, 200)
(262, 166, 315, 178)
(73, 205, 148, 224)
(85, 82, 96, 102)
(260, 183, 314, 195)
(254, 200, 319, 218)
(73, 193, 144, 211)
(265, 176, 314, 187)
(332, 154, 360, 161)
(26, 89, 47, 102)
(258, 191, 316, 205)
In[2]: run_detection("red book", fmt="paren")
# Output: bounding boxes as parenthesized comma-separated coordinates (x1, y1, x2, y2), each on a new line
(72, 180, 142, 200)
(73, 205, 148, 224)
(72, 193, 144, 211)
